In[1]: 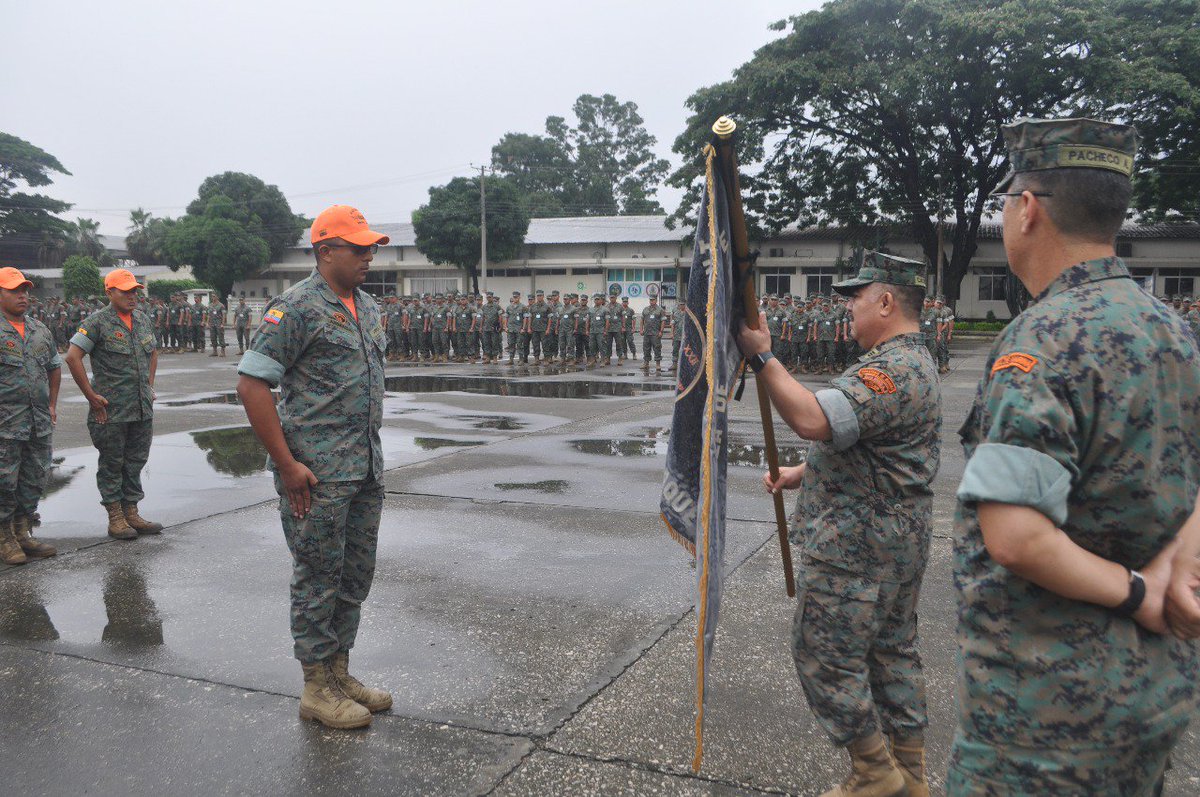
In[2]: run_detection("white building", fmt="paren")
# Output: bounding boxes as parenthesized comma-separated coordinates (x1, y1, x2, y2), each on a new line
(230, 216, 1200, 320)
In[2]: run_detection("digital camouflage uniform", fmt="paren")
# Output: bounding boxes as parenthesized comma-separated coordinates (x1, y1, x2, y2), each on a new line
(640, 302, 664, 364)
(557, 297, 575, 361)
(587, 299, 608, 364)
(792, 329, 941, 746)
(815, 302, 837, 370)
(234, 302, 252, 352)
(766, 302, 787, 360)
(919, 303, 937, 360)
(952, 256, 1200, 795)
(935, 303, 953, 371)
(481, 298, 502, 361)
(70, 307, 156, 505)
(237, 268, 386, 664)
(207, 300, 226, 352)
(669, 303, 687, 367)
(190, 300, 206, 351)
(544, 298, 560, 360)
(0, 317, 60, 526)
(504, 295, 522, 361)
(621, 302, 636, 359)
(528, 296, 549, 361)
(604, 299, 621, 361)
(453, 303, 472, 361)
(430, 302, 452, 360)
(952, 118, 1199, 796)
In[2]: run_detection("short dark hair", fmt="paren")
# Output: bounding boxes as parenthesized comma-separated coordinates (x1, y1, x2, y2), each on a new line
(1013, 169, 1131, 243)
(888, 283, 925, 319)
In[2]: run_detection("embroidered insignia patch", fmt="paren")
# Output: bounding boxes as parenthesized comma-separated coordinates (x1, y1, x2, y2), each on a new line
(78, 327, 88, 336)
(114, 330, 125, 339)
(263, 308, 285, 325)
(332, 311, 347, 324)
(992, 352, 1039, 374)
(5, 341, 15, 349)
(858, 367, 897, 394)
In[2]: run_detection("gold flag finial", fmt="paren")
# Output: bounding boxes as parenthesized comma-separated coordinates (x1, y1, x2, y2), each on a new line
(712, 116, 736, 139)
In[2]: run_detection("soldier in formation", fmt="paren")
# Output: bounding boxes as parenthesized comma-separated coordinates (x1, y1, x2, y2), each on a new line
(639, 294, 665, 373)
(0, 268, 60, 565)
(234, 298, 252, 354)
(207, 296, 226, 357)
(64, 269, 164, 540)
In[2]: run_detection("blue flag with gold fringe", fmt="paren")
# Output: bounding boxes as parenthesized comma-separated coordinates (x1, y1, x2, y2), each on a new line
(660, 143, 744, 772)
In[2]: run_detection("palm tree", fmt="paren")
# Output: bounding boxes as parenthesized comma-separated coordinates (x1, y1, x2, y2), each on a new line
(126, 207, 154, 264)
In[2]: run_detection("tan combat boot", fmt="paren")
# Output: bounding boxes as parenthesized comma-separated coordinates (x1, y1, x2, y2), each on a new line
(889, 733, 929, 797)
(123, 502, 163, 535)
(330, 651, 392, 713)
(13, 515, 55, 558)
(299, 661, 372, 729)
(820, 731, 906, 797)
(104, 502, 137, 540)
(1, 518, 27, 565)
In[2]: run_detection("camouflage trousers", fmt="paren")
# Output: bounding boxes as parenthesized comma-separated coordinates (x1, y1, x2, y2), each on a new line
(235, 326, 250, 351)
(771, 335, 788, 361)
(622, 331, 636, 358)
(946, 726, 1183, 797)
(815, 340, 836, 369)
(191, 325, 204, 349)
(588, 333, 605, 360)
(528, 330, 546, 359)
(275, 475, 384, 664)
(483, 331, 502, 359)
(936, 338, 950, 369)
(0, 433, 52, 522)
(605, 332, 620, 359)
(208, 326, 225, 349)
(671, 335, 681, 365)
(574, 333, 588, 360)
(433, 330, 451, 357)
(558, 329, 573, 360)
(643, 334, 662, 362)
(543, 330, 558, 358)
(87, 418, 153, 504)
(792, 559, 927, 746)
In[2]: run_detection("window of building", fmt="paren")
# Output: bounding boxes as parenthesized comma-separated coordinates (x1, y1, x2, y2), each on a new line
(768, 247, 785, 257)
(765, 274, 791, 295)
(1166, 276, 1195, 296)
(543, 268, 566, 275)
(410, 277, 460, 296)
(976, 266, 1008, 301)
(802, 267, 835, 296)
(663, 268, 677, 283)
(572, 267, 603, 275)
(1130, 268, 1154, 292)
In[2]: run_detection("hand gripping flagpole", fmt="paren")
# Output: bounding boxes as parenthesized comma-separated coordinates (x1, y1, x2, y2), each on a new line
(711, 116, 796, 598)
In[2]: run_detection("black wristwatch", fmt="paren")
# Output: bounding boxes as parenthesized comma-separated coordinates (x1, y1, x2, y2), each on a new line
(1112, 568, 1146, 618)
(748, 351, 775, 373)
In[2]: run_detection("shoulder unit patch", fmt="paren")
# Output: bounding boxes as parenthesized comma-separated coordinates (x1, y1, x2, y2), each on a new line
(992, 352, 1039, 374)
(858, 367, 897, 394)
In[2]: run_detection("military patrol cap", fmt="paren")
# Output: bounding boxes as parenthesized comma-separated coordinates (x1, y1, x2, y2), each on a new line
(535, 289, 544, 295)
(511, 291, 521, 297)
(833, 250, 927, 295)
(994, 117, 1139, 193)
(935, 295, 946, 303)
(434, 293, 444, 299)
(592, 292, 604, 299)
(621, 296, 629, 302)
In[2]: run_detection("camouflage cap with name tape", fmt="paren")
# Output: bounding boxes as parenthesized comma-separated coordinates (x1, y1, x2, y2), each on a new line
(993, 117, 1139, 193)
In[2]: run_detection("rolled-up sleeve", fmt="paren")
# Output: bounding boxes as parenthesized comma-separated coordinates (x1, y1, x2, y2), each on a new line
(957, 442, 1072, 525)
(815, 388, 860, 451)
(236, 350, 285, 387)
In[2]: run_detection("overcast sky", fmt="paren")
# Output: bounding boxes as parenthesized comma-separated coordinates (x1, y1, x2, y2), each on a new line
(4, 0, 823, 236)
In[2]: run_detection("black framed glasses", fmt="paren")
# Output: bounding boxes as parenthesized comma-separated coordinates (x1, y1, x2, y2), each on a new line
(321, 242, 379, 256)
(990, 191, 1054, 199)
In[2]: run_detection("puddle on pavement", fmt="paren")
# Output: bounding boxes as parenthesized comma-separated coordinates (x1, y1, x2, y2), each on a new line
(414, 438, 486, 450)
(569, 437, 807, 468)
(384, 375, 674, 399)
(459, 415, 527, 431)
(191, 426, 269, 476)
(494, 480, 569, 494)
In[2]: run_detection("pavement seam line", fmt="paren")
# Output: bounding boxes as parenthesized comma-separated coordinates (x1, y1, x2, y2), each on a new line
(536, 746, 797, 796)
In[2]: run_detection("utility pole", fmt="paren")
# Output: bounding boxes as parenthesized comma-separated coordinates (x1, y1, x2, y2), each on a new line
(935, 174, 945, 299)
(479, 165, 488, 296)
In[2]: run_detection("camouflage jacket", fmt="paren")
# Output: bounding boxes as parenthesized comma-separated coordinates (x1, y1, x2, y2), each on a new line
(955, 256, 1200, 749)
(237, 269, 386, 483)
(234, 305, 252, 328)
(640, 305, 664, 335)
(795, 332, 941, 582)
(207, 302, 225, 327)
(70, 306, 156, 423)
(482, 302, 501, 331)
(0, 317, 61, 439)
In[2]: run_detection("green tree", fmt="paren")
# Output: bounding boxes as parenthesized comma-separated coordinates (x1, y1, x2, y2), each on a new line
(62, 255, 103, 299)
(185, 172, 304, 261)
(146, 278, 210, 301)
(412, 176, 530, 293)
(0, 132, 73, 268)
(68, 218, 113, 267)
(670, 0, 1198, 301)
(125, 208, 175, 265)
(165, 174, 295, 298)
(491, 93, 670, 216)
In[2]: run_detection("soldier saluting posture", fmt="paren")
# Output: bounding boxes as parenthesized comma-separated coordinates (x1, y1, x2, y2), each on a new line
(237, 205, 392, 731)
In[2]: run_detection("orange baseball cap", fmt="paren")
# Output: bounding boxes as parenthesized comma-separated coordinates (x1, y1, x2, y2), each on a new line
(0, 267, 33, 290)
(104, 269, 145, 291)
(310, 205, 391, 246)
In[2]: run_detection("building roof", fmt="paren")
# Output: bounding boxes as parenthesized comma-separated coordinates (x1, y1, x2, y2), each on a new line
(292, 215, 685, 249)
(21, 265, 178, 280)
(777, 220, 1200, 242)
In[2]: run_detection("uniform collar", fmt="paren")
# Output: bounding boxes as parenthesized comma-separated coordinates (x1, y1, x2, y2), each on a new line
(864, 331, 925, 359)
(309, 268, 357, 308)
(1035, 256, 1130, 304)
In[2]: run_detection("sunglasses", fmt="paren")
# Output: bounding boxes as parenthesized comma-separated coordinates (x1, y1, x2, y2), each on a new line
(321, 242, 379, 256)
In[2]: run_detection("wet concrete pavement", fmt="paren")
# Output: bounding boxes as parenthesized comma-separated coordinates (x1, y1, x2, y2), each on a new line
(1, 346, 1197, 795)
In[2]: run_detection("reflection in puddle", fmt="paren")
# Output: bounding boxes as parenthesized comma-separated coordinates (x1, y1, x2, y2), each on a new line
(414, 438, 486, 450)
(494, 480, 569, 494)
(161, 392, 249, 407)
(191, 427, 269, 476)
(384, 375, 674, 399)
(569, 438, 807, 467)
(462, 416, 527, 431)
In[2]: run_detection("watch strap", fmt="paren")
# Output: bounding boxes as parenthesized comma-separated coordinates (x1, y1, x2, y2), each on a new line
(1112, 568, 1146, 618)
